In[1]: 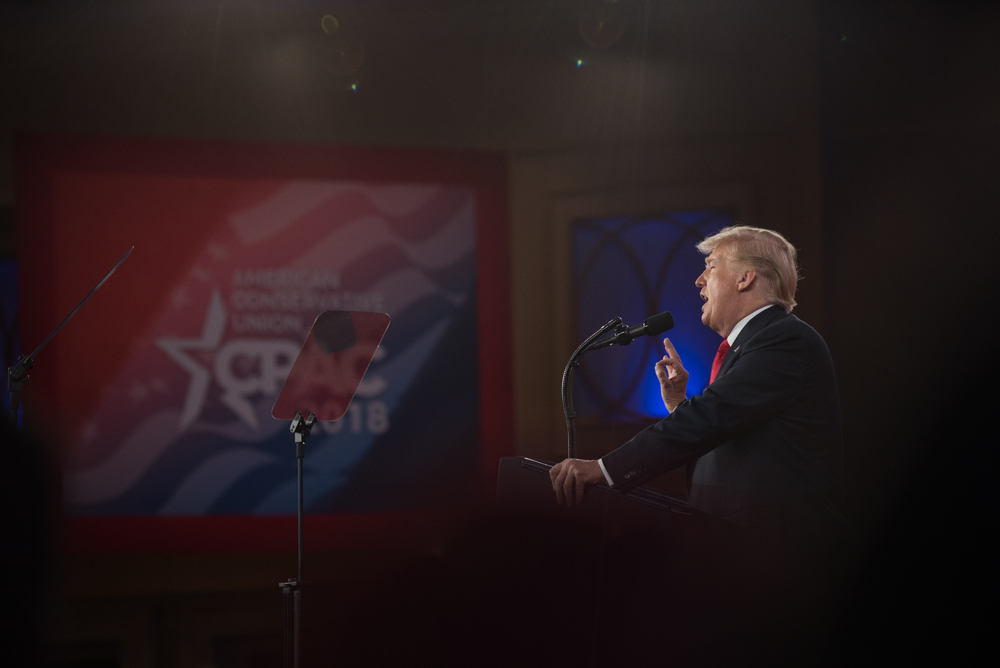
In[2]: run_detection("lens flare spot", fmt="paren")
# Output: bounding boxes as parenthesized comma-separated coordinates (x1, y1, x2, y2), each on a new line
(579, 2, 624, 48)
(321, 15, 340, 34)
(576, 59, 584, 67)
(350, 83, 357, 91)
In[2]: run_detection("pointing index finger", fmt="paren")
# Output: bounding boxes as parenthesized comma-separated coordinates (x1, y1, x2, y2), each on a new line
(663, 338, 681, 359)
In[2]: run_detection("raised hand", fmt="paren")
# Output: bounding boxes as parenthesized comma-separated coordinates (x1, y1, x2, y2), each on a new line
(655, 338, 689, 412)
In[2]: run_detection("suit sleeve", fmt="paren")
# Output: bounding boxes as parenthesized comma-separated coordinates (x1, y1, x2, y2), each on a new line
(601, 321, 809, 492)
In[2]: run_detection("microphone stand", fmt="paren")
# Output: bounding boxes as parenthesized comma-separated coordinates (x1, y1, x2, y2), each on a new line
(560, 311, 674, 458)
(561, 317, 623, 459)
(7, 247, 133, 424)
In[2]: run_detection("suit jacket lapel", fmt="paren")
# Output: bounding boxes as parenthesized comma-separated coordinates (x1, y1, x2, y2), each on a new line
(717, 305, 787, 378)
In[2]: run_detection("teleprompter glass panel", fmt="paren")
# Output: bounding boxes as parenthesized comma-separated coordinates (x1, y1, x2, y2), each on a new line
(272, 311, 390, 421)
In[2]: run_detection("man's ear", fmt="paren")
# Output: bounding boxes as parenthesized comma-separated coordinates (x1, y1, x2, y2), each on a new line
(736, 269, 758, 292)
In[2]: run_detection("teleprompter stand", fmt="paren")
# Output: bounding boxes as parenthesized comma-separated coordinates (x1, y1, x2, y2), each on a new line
(279, 411, 316, 668)
(7, 247, 133, 424)
(271, 310, 390, 668)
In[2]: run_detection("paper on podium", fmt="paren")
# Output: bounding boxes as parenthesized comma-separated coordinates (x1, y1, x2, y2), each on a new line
(271, 311, 390, 421)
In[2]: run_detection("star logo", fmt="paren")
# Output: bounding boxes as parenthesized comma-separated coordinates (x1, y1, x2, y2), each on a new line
(156, 290, 227, 430)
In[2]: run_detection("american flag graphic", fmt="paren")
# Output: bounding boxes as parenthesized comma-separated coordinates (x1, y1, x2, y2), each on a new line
(63, 179, 479, 516)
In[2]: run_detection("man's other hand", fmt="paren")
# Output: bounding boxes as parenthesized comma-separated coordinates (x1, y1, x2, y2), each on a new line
(549, 459, 604, 507)
(655, 338, 689, 412)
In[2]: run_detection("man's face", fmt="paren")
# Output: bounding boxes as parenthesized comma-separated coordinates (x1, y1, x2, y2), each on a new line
(695, 245, 742, 336)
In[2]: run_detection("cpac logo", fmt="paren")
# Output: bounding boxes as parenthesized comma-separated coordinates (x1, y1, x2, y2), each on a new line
(157, 290, 386, 430)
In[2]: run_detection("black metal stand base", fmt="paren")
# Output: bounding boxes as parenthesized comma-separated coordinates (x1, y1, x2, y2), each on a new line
(280, 578, 301, 668)
(7, 356, 31, 423)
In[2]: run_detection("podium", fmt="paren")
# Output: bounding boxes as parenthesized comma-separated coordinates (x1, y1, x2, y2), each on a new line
(495, 456, 710, 536)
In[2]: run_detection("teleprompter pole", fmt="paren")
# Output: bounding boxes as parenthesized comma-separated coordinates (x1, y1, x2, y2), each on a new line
(7, 247, 133, 426)
(281, 411, 315, 668)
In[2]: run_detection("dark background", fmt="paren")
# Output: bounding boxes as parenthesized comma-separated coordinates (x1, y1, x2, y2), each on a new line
(2, 0, 998, 665)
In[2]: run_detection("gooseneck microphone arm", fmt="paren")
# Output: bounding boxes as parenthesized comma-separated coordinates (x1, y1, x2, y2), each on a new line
(561, 317, 622, 459)
(561, 311, 675, 459)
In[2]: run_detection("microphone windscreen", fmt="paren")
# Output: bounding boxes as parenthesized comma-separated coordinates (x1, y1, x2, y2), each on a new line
(645, 311, 674, 335)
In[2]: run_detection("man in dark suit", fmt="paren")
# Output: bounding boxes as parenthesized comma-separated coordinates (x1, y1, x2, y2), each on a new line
(550, 225, 849, 547)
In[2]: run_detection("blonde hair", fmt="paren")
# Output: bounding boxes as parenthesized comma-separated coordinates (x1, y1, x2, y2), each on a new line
(696, 225, 800, 312)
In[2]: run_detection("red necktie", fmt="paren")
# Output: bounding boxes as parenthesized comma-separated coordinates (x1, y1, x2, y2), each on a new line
(709, 339, 731, 384)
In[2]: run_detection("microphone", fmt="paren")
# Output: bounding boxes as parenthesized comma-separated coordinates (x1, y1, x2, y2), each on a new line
(587, 311, 674, 351)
